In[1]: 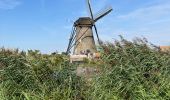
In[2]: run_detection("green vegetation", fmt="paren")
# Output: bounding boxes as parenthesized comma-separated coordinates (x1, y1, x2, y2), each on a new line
(0, 37, 170, 100)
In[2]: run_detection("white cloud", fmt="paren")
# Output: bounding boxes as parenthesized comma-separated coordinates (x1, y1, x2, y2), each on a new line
(118, 3, 170, 21)
(0, 0, 21, 10)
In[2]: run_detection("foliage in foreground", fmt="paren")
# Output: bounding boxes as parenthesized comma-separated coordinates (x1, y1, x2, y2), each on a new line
(89, 37, 170, 100)
(0, 37, 170, 100)
(0, 49, 86, 100)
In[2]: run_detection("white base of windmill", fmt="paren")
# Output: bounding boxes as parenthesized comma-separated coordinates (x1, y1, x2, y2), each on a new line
(70, 55, 88, 63)
(69, 53, 100, 63)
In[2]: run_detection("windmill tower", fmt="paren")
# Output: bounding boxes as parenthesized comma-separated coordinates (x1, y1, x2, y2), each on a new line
(66, 0, 112, 55)
(73, 17, 96, 55)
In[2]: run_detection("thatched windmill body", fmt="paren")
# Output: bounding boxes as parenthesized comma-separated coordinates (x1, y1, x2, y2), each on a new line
(66, 0, 112, 55)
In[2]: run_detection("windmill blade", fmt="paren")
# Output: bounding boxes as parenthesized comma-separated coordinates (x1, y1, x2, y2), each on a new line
(94, 6, 112, 22)
(86, 0, 94, 19)
(94, 24, 101, 45)
(87, 0, 101, 45)
(66, 27, 76, 54)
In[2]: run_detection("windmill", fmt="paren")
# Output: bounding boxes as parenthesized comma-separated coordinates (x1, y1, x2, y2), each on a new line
(66, 0, 112, 55)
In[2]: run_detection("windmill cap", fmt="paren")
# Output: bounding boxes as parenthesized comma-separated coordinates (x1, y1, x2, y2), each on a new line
(74, 17, 94, 27)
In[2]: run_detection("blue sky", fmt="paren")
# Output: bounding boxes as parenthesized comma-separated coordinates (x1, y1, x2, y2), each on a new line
(0, 0, 170, 53)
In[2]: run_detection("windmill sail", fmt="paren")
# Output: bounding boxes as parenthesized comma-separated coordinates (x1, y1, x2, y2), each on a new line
(86, 0, 94, 19)
(94, 6, 112, 22)
(86, 0, 101, 44)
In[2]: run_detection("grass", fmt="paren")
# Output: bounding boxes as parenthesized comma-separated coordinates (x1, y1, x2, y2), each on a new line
(0, 37, 170, 100)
